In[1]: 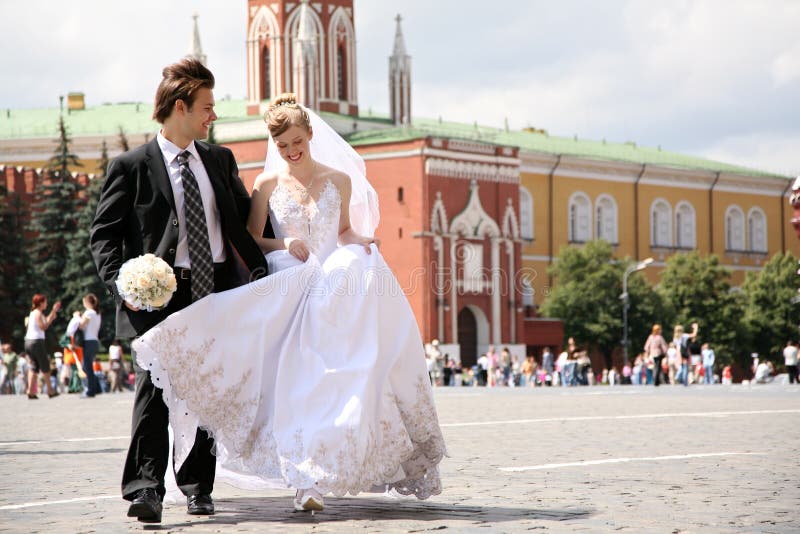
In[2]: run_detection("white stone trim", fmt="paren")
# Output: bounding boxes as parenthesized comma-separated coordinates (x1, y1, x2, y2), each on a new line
(425, 157, 518, 183)
(450, 180, 501, 238)
(431, 191, 449, 233)
(502, 198, 520, 239)
(448, 139, 496, 155)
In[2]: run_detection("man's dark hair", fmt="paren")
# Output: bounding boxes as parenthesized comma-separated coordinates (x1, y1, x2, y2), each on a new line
(152, 58, 215, 123)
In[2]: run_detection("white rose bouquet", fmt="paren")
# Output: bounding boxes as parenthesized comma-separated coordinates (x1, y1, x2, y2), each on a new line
(115, 254, 178, 312)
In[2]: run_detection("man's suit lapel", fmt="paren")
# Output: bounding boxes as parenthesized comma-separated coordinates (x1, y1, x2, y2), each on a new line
(145, 138, 177, 214)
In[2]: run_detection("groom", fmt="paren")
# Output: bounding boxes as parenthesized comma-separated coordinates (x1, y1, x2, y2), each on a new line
(90, 58, 268, 523)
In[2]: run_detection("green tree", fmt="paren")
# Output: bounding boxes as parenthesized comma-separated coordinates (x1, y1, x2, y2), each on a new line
(26, 115, 82, 336)
(117, 125, 130, 152)
(0, 183, 32, 347)
(62, 140, 115, 344)
(540, 240, 664, 368)
(658, 251, 745, 367)
(741, 252, 800, 364)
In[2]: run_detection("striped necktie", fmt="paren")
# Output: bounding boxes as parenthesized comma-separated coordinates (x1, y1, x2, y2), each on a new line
(177, 150, 214, 301)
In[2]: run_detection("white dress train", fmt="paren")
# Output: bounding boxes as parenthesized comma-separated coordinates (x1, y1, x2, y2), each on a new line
(133, 179, 445, 499)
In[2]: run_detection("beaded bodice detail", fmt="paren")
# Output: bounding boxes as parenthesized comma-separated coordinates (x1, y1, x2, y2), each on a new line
(268, 179, 341, 260)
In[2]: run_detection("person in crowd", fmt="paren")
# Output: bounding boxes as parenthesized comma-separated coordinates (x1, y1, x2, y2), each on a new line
(78, 293, 102, 398)
(631, 354, 642, 385)
(721, 365, 733, 385)
(476, 353, 489, 386)
(1, 343, 19, 394)
(521, 355, 534, 387)
(576, 350, 591, 386)
(783, 340, 798, 384)
(666, 342, 678, 385)
(542, 347, 554, 379)
(442, 354, 453, 387)
(500, 347, 512, 386)
(643, 324, 668, 386)
(486, 345, 499, 387)
(109, 339, 126, 392)
(621, 361, 632, 385)
(24, 294, 61, 399)
(755, 360, 773, 383)
(701, 342, 716, 384)
(673, 323, 699, 386)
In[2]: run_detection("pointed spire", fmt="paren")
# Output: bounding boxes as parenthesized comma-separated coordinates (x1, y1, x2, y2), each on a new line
(392, 14, 407, 58)
(188, 13, 207, 66)
(389, 13, 412, 126)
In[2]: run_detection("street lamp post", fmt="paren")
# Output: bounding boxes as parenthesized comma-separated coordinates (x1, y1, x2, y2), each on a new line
(621, 257, 654, 365)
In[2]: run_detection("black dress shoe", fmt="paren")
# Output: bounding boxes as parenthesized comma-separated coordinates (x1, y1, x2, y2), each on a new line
(127, 488, 162, 523)
(187, 493, 214, 515)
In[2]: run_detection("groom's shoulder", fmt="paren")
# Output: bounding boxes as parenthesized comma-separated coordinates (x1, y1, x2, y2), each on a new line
(196, 140, 234, 159)
(113, 141, 150, 165)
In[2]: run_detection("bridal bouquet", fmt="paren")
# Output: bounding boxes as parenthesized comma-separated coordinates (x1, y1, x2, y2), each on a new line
(115, 254, 178, 311)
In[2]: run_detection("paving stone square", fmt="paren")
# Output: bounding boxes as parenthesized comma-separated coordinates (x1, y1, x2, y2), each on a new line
(1, 384, 798, 532)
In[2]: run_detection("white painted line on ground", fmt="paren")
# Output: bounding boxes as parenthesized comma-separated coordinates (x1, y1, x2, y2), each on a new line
(499, 451, 765, 472)
(440, 408, 800, 428)
(0, 495, 118, 511)
(0, 436, 128, 447)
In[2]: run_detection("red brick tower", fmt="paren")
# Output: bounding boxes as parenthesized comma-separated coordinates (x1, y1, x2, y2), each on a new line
(246, 0, 358, 117)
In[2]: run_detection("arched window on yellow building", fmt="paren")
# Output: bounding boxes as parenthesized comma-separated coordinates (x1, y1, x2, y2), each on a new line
(747, 207, 767, 253)
(674, 201, 696, 249)
(519, 186, 534, 241)
(725, 205, 746, 252)
(568, 192, 592, 243)
(650, 198, 672, 248)
(595, 194, 618, 245)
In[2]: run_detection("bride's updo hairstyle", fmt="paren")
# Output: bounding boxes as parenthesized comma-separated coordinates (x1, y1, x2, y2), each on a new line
(265, 93, 311, 138)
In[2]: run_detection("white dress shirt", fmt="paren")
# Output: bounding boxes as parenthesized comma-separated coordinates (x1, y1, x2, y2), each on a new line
(157, 132, 226, 268)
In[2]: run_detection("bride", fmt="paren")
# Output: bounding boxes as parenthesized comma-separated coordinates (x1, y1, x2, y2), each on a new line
(133, 93, 445, 513)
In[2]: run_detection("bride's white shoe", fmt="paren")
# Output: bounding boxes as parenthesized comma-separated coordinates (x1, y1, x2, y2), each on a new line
(294, 489, 324, 512)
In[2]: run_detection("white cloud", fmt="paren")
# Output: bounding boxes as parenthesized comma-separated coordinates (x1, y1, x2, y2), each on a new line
(0, 0, 798, 176)
(697, 132, 800, 177)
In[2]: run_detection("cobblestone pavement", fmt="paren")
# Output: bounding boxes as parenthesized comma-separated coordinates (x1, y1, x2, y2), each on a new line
(1, 384, 798, 533)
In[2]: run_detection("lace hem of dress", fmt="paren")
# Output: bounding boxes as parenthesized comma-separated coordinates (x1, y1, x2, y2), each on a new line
(134, 329, 445, 500)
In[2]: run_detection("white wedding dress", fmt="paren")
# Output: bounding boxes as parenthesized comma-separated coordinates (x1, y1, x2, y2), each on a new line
(133, 178, 445, 499)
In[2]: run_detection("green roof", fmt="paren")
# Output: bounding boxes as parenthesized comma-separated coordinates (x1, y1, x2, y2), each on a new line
(346, 117, 790, 180)
(0, 99, 250, 139)
(0, 99, 788, 180)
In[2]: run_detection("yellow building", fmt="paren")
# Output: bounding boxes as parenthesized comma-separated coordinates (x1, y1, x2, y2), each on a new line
(515, 148, 795, 304)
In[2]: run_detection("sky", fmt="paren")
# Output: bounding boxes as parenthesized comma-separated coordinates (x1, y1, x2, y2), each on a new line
(1, 0, 798, 176)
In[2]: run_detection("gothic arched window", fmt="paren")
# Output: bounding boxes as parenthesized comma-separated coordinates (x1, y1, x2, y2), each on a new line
(261, 46, 271, 100)
(337, 45, 347, 101)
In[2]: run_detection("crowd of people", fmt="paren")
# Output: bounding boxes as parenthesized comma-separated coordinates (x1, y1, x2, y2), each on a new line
(423, 322, 800, 388)
(0, 293, 134, 398)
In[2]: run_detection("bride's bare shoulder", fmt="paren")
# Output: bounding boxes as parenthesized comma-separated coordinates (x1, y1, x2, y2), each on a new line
(253, 170, 281, 192)
(318, 164, 351, 189)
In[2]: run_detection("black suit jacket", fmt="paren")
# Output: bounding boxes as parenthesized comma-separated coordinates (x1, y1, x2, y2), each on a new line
(90, 138, 268, 338)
